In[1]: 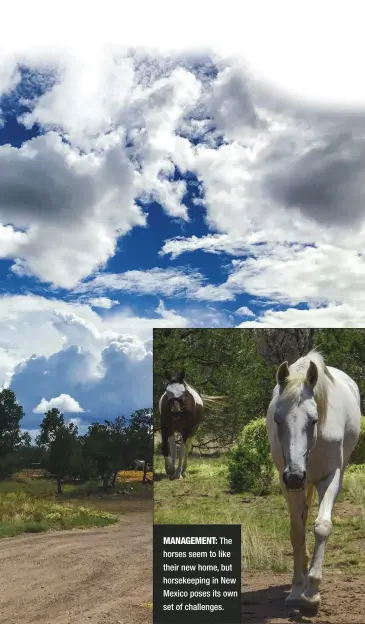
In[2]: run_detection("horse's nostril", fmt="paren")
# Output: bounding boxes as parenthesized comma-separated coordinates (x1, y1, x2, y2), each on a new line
(283, 467, 306, 490)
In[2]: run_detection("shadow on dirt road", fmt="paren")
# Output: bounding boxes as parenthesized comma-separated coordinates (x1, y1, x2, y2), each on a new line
(242, 571, 365, 624)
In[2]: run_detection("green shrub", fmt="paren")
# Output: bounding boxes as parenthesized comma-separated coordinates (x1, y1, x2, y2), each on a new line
(228, 418, 273, 495)
(350, 416, 365, 464)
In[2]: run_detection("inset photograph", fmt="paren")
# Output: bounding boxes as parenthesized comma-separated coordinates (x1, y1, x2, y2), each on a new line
(153, 328, 365, 623)
(0, 342, 153, 623)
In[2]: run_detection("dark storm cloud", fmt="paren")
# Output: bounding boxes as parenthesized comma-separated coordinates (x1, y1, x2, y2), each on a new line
(0, 132, 136, 230)
(206, 63, 266, 134)
(260, 130, 365, 227)
(0, 134, 94, 228)
(245, 76, 365, 228)
(10, 342, 152, 427)
(10, 347, 90, 427)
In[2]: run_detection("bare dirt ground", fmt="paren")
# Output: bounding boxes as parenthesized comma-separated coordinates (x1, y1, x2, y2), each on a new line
(242, 571, 365, 624)
(4, 493, 363, 624)
(0, 499, 152, 624)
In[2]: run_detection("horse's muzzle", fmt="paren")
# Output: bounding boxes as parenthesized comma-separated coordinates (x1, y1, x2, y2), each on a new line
(283, 467, 306, 491)
(170, 398, 183, 413)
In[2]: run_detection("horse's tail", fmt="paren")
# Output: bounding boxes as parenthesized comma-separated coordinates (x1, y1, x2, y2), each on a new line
(305, 483, 315, 522)
(200, 394, 229, 410)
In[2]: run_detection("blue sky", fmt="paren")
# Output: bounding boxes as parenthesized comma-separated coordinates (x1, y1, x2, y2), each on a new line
(1, 44, 365, 438)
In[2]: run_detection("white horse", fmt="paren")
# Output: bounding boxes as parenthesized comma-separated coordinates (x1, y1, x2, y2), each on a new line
(133, 459, 145, 471)
(266, 350, 361, 616)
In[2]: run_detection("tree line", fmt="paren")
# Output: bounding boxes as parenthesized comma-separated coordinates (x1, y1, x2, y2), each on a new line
(154, 328, 365, 449)
(0, 389, 153, 493)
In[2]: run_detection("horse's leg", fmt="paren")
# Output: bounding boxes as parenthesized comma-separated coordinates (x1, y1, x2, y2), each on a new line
(168, 434, 177, 479)
(175, 435, 185, 479)
(182, 435, 193, 477)
(303, 485, 314, 576)
(161, 424, 171, 476)
(283, 484, 308, 609)
(300, 468, 342, 615)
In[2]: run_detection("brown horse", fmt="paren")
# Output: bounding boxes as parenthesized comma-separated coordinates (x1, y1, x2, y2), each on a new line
(158, 370, 227, 479)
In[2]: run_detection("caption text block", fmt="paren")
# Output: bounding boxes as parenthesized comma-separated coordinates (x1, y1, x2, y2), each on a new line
(153, 524, 241, 624)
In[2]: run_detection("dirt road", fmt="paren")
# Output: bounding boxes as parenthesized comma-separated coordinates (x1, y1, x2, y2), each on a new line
(3, 501, 364, 624)
(0, 501, 152, 624)
(242, 571, 365, 624)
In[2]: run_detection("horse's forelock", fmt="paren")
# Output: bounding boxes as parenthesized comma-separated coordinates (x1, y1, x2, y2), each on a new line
(281, 351, 332, 424)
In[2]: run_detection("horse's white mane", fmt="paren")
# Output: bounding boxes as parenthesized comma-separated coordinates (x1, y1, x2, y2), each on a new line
(281, 350, 334, 424)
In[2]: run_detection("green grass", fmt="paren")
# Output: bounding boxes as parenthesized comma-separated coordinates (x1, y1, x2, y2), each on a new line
(0, 476, 152, 538)
(154, 455, 365, 574)
(343, 464, 365, 507)
(0, 490, 118, 538)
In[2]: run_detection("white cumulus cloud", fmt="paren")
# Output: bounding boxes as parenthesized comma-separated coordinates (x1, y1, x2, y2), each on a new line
(235, 306, 255, 317)
(86, 297, 119, 309)
(33, 394, 84, 414)
(1, 14, 365, 418)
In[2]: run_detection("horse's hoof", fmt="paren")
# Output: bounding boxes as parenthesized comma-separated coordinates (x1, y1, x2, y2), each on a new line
(298, 600, 320, 617)
(285, 596, 302, 611)
(286, 595, 320, 618)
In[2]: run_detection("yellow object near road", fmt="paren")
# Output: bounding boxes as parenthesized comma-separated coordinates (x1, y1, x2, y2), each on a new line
(117, 470, 153, 482)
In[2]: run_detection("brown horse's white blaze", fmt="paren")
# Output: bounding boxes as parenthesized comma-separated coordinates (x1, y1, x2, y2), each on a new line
(159, 370, 204, 480)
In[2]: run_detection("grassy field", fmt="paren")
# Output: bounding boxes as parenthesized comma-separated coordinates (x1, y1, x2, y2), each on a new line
(154, 455, 365, 573)
(0, 470, 153, 539)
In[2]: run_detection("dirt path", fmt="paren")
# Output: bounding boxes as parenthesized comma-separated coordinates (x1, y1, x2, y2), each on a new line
(242, 571, 365, 624)
(4, 500, 364, 624)
(0, 500, 152, 624)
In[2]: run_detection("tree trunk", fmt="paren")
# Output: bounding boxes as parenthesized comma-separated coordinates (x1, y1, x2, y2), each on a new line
(57, 476, 62, 494)
(255, 329, 316, 366)
(102, 474, 110, 491)
(112, 469, 118, 487)
(142, 460, 148, 483)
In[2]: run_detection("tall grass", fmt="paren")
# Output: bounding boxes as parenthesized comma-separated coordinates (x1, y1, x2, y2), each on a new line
(343, 464, 365, 522)
(0, 490, 118, 538)
(154, 455, 365, 573)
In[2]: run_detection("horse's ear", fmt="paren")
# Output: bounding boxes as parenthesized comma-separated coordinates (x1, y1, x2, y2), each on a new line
(306, 361, 318, 388)
(277, 361, 289, 385)
(178, 369, 185, 383)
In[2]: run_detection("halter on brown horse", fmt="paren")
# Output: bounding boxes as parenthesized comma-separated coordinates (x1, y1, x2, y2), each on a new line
(158, 370, 227, 479)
